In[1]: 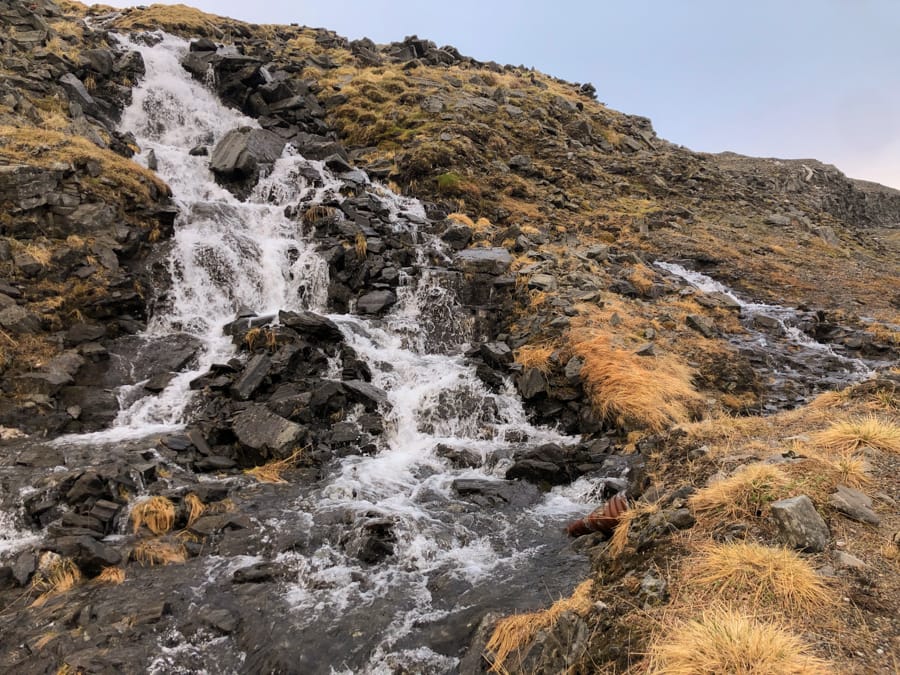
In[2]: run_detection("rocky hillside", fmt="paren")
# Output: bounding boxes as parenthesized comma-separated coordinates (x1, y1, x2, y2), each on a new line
(0, 2, 898, 674)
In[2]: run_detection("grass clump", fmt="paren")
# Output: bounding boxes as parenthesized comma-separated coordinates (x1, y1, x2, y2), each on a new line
(130, 496, 176, 535)
(513, 344, 555, 374)
(184, 493, 206, 528)
(94, 566, 126, 585)
(570, 332, 703, 432)
(485, 580, 593, 674)
(31, 555, 82, 608)
(131, 538, 187, 566)
(110, 3, 232, 36)
(689, 463, 789, 521)
(647, 607, 831, 674)
(681, 542, 833, 614)
(812, 414, 900, 454)
(245, 447, 306, 484)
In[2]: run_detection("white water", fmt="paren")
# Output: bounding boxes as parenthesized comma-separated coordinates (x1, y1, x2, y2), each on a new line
(48, 33, 596, 672)
(655, 261, 872, 378)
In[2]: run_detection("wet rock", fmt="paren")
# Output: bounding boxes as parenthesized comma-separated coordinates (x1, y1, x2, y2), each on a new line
(770, 495, 829, 552)
(829, 485, 880, 525)
(342, 515, 396, 564)
(232, 404, 303, 458)
(517, 367, 548, 399)
(324, 153, 353, 173)
(356, 290, 397, 314)
(278, 309, 344, 342)
(479, 341, 513, 367)
(230, 353, 271, 401)
(453, 247, 513, 275)
(48, 535, 122, 575)
(232, 561, 290, 584)
(210, 127, 286, 184)
(190, 37, 218, 52)
(12, 551, 37, 586)
(143, 372, 174, 392)
(435, 443, 483, 468)
(441, 221, 473, 250)
(343, 379, 389, 410)
(452, 478, 541, 507)
(195, 455, 237, 472)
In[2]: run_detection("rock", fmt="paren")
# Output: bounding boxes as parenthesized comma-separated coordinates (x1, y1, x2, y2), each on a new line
(230, 353, 271, 401)
(508, 154, 532, 171)
(517, 367, 548, 399)
(356, 290, 397, 314)
(190, 38, 218, 52)
(65, 322, 106, 346)
(48, 535, 122, 575)
(195, 456, 237, 472)
(765, 214, 793, 226)
(0, 304, 40, 334)
(452, 478, 541, 507)
(686, 314, 715, 338)
(343, 379, 389, 409)
(829, 485, 881, 525)
(342, 515, 396, 563)
(528, 273, 557, 291)
(14, 371, 72, 396)
(435, 444, 483, 468)
(209, 127, 286, 180)
(324, 154, 353, 173)
(770, 495, 830, 552)
(232, 404, 303, 458)
(833, 550, 866, 570)
(479, 341, 513, 367)
(278, 309, 344, 342)
(232, 561, 289, 583)
(441, 221, 473, 250)
(452, 248, 513, 275)
(12, 551, 37, 586)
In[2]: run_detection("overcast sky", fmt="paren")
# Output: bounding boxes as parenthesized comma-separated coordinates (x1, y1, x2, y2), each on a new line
(94, 1, 900, 189)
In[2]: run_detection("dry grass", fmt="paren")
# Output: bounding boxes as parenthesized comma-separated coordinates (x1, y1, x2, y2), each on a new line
(570, 332, 703, 432)
(184, 493, 206, 528)
(485, 580, 593, 674)
(245, 447, 306, 483)
(110, 3, 234, 36)
(609, 500, 660, 558)
(0, 125, 169, 204)
(131, 538, 187, 566)
(689, 463, 790, 521)
(680, 542, 833, 614)
(354, 231, 367, 258)
(812, 414, 900, 454)
(31, 557, 82, 607)
(130, 496, 176, 535)
(513, 344, 556, 374)
(94, 566, 125, 585)
(647, 607, 832, 674)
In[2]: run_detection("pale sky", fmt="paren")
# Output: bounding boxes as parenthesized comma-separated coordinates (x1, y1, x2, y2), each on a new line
(93, 1, 900, 189)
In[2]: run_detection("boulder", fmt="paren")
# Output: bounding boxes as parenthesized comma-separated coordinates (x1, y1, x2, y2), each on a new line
(452, 248, 513, 275)
(356, 290, 397, 314)
(770, 495, 829, 552)
(0, 304, 40, 334)
(517, 367, 548, 399)
(828, 485, 880, 525)
(343, 379, 389, 410)
(452, 478, 542, 508)
(230, 353, 271, 401)
(232, 404, 303, 458)
(210, 127, 286, 180)
(278, 309, 344, 342)
(48, 535, 122, 575)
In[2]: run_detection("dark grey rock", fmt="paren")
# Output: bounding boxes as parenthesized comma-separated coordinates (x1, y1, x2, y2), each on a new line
(356, 290, 397, 314)
(452, 478, 541, 508)
(770, 495, 830, 552)
(829, 485, 881, 525)
(278, 309, 344, 342)
(190, 38, 218, 52)
(479, 341, 513, 367)
(686, 314, 715, 338)
(0, 304, 40, 334)
(48, 535, 122, 575)
(518, 367, 548, 399)
(210, 127, 286, 179)
(232, 562, 289, 583)
(230, 353, 271, 401)
(232, 404, 303, 458)
(441, 221, 473, 250)
(343, 379, 389, 409)
(453, 248, 513, 275)
(65, 322, 106, 346)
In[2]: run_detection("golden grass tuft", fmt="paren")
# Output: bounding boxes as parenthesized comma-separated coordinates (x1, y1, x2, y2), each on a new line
(485, 580, 593, 674)
(513, 344, 555, 374)
(354, 231, 367, 258)
(681, 542, 833, 614)
(647, 607, 832, 674)
(0, 126, 169, 203)
(609, 500, 659, 558)
(95, 566, 125, 585)
(447, 212, 475, 228)
(184, 493, 206, 528)
(245, 447, 306, 484)
(31, 557, 82, 608)
(812, 414, 900, 454)
(570, 332, 703, 432)
(131, 538, 187, 566)
(110, 3, 232, 35)
(130, 496, 176, 535)
(689, 463, 790, 521)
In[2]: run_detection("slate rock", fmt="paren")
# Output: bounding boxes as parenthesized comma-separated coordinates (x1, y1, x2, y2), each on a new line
(452, 478, 541, 507)
(829, 485, 880, 525)
(48, 535, 122, 575)
(210, 127, 286, 179)
(232, 404, 303, 458)
(356, 290, 397, 314)
(452, 248, 513, 275)
(770, 495, 829, 552)
(278, 309, 344, 342)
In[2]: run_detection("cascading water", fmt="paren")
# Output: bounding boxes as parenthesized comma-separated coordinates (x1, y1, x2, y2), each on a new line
(44, 33, 600, 673)
(655, 261, 874, 405)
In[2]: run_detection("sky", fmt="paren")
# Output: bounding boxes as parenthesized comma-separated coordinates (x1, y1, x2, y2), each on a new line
(93, 1, 900, 189)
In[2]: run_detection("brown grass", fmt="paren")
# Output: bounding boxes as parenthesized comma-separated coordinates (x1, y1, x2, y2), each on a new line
(110, 3, 234, 35)
(184, 493, 206, 528)
(31, 557, 82, 607)
(647, 607, 832, 674)
(130, 496, 176, 535)
(609, 500, 660, 558)
(680, 542, 833, 614)
(812, 414, 900, 454)
(94, 566, 125, 585)
(245, 447, 306, 483)
(689, 463, 790, 521)
(513, 344, 555, 374)
(131, 538, 187, 566)
(485, 580, 593, 674)
(570, 332, 703, 432)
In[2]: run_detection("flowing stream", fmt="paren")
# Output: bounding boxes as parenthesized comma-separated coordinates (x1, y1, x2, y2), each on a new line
(37, 34, 596, 673)
(655, 261, 874, 406)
